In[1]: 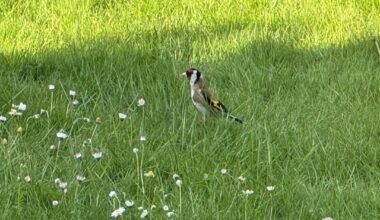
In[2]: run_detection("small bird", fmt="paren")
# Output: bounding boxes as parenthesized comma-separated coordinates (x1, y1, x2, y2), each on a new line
(181, 68, 243, 123)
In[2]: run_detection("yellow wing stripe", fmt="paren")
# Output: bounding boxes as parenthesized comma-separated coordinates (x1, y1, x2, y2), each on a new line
(211, 99, 222, 111)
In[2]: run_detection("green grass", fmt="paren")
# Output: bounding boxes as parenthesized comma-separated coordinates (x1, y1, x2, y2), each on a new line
(1, 0, 380, 219)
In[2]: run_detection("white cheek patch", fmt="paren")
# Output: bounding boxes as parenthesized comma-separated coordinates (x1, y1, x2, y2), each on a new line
(190, 71, 198, 85)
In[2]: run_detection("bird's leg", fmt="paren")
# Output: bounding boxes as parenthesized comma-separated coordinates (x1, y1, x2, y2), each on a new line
(202, 113, 206, 122)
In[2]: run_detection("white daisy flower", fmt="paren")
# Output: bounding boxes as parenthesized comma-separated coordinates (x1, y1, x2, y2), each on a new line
(49, 145, 56, 150)
(24, 175, 31, 183)
(125, 200, 134, 207)
(109, 191, 117, 198)
(322, 217, 333, 220)
(16, 112, 22, 116)
(242, 189, 254, 195)
(9, 108, 22, 116)
(237, 175, 246, 182)
(56, 130, 68, 139)
(74, 152, 82, 159)
(92, 151, 103, 159)
(83, 118, 90, 122)
(48, 84, 55, 91)
(59, 181, 68, 189)
(52, 200, 59, 206)
(173, 174, 182, 187)
(82, 138, 92, 147)
(69, 90, 76, 97)
(32, 114, 40, 119)
(162, 205, 170, 211)
(133, 148, 139, 154)
(266, 185, 275, 192)
(137, 98, 145, 107)
(220, 169, 227, 174)
(140, 209, 148, 219)
(139, 135, 146, 142)
(111, 207, 125, 218)
(118, 113, 127, 120)
(72, 99, 79, 106)
(76, 175, 86, 182)
(40, 109, 48, 114)
(54, 178, 61, 184)
(167, 212, 175, 217)
(0, 115, 7, 122)
(137, 206, 144, 211)
(18, 102, 27, 111)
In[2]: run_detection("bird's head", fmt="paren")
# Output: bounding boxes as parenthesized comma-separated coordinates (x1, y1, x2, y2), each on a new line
(181, 68, 202, 84)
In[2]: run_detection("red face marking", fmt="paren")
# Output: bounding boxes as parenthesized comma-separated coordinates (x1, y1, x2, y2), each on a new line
(185, 68, 194, 79)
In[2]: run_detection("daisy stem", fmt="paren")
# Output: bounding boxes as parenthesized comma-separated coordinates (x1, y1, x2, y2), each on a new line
(139, 105, 146, 200)
(179, 185, 182, 216)
(49, 92, 54, 117)
(91, 124, 98, 140)
(51, 140, 61, 176)
(375, 37, 380, 59)
(135, 153, 140, 199)
(68, 118, 86, 137)
(65, 102, 70, 119)
(24, 117, 32, 135)
(140, 144, 145, 197)
(244, 198, 248, 220)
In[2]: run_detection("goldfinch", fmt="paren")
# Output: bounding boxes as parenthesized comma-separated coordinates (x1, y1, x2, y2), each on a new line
(181, 68, 243, 123)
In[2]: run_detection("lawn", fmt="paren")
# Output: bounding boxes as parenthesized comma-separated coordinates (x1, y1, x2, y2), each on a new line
(1, 0, 380, 219)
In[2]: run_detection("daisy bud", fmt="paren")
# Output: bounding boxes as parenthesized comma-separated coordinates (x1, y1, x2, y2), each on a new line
(16, 127, 23, 133)
(95, 117, 101, 124)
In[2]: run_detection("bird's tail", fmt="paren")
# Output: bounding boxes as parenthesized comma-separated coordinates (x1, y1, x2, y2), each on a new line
(227, 114, 243, 124)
